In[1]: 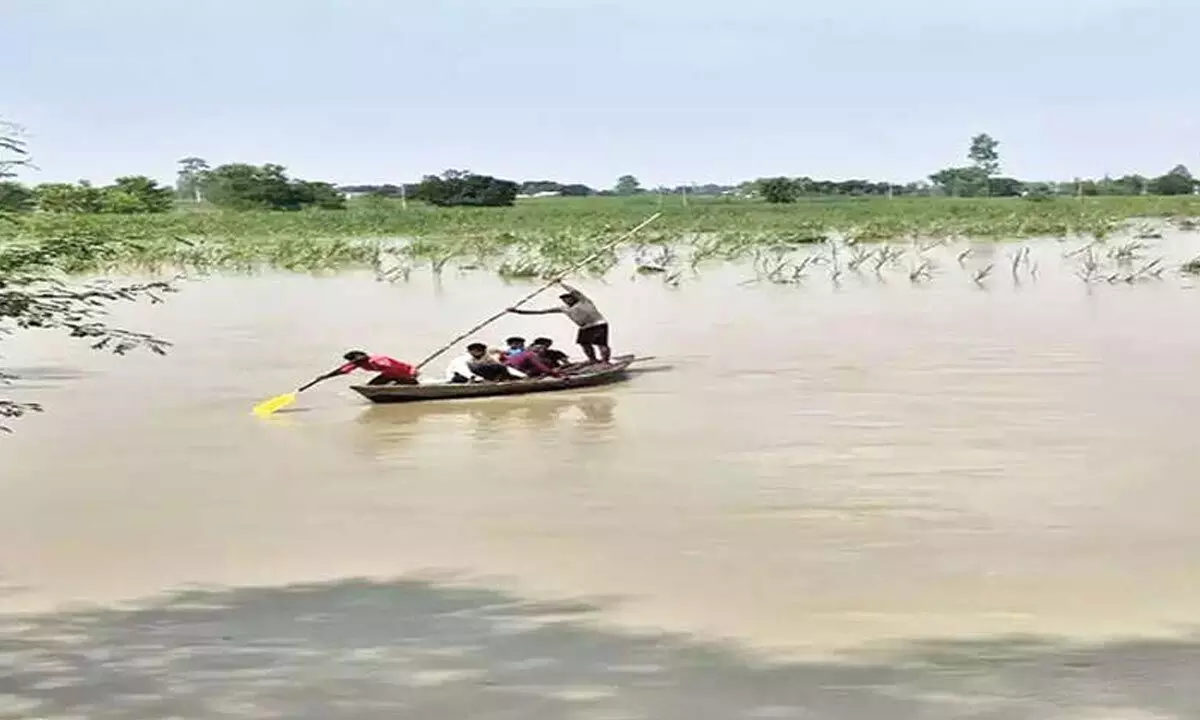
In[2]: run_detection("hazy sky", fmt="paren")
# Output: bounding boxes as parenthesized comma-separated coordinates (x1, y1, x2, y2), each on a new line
(3, 0, 1196, 188)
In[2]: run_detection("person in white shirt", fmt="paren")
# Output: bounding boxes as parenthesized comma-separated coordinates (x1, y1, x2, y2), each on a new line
(445, 342, 526, 383)
(506, 281, 611, 364)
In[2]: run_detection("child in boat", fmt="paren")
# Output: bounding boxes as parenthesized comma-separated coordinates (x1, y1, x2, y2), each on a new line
(311, 350, 419, 386)
(503, 336, 526, 357)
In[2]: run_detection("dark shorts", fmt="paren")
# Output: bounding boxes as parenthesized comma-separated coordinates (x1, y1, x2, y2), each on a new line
(468, 362, 513, 382)
(368, 374, 418, 386)
(576, 323, 609, 346)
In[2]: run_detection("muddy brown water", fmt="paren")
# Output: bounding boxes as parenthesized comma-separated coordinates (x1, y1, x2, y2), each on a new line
(2, 235, 1200, 716)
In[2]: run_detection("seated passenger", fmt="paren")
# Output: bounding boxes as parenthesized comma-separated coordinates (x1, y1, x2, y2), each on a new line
(446, 342, 525, 383)
(503, 336, 526, 358)
(503, 339, 562, 378)
(532, 336, 570, 368)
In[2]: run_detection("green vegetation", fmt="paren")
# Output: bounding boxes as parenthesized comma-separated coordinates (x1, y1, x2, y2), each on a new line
(1, 157, 348, 215)
(3, 194, 1197, 292)
(1, 123, 173, 429)
(1, 175, 175, 214)
(2, 123, 1199, 279)
(14, 192, 1200, 242)
(412, 170, 519, 207)
(200, 163, 346, 211)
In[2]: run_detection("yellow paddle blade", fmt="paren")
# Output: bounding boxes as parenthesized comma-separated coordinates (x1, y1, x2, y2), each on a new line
(253, 392, 297, 417)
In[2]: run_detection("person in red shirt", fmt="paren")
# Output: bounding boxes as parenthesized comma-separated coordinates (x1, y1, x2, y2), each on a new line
(503, 340, 563, 379)
(309, 350, 419, 387)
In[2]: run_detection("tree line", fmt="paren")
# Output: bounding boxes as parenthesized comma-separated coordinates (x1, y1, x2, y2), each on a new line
(1, 135, 1196, 215)
(754, 134, 1196, 203)
(0, 158, 347, 214)
(0, 176, 175, 214)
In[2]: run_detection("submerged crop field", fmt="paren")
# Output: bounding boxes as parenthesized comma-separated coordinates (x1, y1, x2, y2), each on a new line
(5, 195, 1200, 282)
(15, 194, 1200, 240)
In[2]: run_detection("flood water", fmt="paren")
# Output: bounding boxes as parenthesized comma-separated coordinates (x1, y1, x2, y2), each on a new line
(3, 234, 1200, 717)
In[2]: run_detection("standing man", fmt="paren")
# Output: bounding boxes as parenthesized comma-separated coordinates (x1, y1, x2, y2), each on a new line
(507, 281, 611, 364)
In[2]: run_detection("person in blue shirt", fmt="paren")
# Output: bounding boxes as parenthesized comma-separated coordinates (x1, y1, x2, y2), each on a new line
(503, 336, 526, 357)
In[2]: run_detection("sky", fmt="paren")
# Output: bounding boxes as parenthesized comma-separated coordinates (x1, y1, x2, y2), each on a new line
(2, 0, 1197, 188)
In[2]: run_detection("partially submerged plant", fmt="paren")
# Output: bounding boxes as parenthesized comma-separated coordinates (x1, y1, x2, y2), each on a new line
(908, 258, 933, 283)
(972, 264, 994, 285)
(1108, 241, 1146, 262)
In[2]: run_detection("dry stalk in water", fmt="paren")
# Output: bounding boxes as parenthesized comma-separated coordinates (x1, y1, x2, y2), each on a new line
(847, 245, 873, 271)
(826, 240, 843, 282)
(1063, 241, 1098, 260)
(1124, 258, 1165, 282)
(1109, 241, 1145, 263)
(908, 259, 933, 283)
(973, 264, 994, 285)
(1075, 247, 1100, 283)
(873, 245, 904, 274)
(1010, 246, 1031, 280)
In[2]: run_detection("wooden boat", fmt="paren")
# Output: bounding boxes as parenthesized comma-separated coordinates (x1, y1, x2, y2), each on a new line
(350, 354, 641, 404)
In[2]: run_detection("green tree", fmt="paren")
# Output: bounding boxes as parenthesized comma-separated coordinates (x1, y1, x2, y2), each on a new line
(559, 183, 593, 197)
(1115, 174, 1148, 195)
(32, 182, 75, 212)
(0, 181, 35, 212)
(202, 163, 345, 211)
(2, 124, 174, 430)
(292, 180, 347, 210)
(988, 177, 1024, 197)
(1148, 165, 1196, 196)
(1022, 183, 1055, 201)
(75, 181, 107, 213)
(929, 166, 988, 197)
(413, 170, 519, 207)
(1088, 174, 1147, 196)
(968, 133, 1001, 177)
(107, 176, 174, 213)
(202, 163, 290, 210)
(176, 157, 210, 202)
(31, 177, 173, 214)
(755, 177, 799, 203)
(34, 181, 104, 213)
(614, 175, 642, 196)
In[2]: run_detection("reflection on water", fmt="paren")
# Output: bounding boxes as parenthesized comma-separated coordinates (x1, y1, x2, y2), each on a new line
(352, 393, 618, 454)
(358, 392, 617, 432)
(2, 234, 1200, 660)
